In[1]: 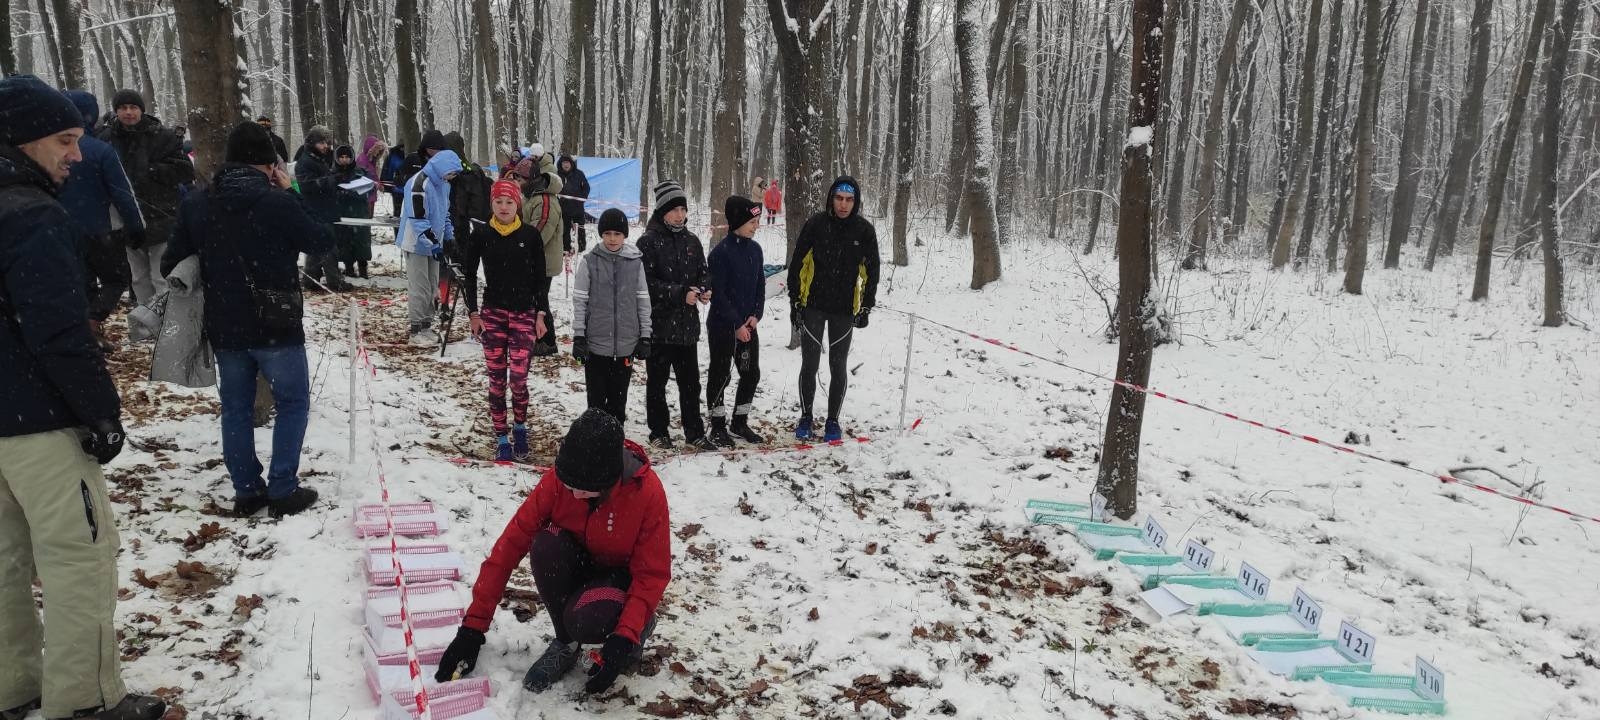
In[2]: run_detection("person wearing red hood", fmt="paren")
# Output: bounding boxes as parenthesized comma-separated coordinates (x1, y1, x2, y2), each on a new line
(435, 409, 671, 696)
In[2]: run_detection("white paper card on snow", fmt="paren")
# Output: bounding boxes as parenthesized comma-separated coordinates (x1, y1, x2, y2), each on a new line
(1237, 562, 1270, 600)
(1415, 656, 1445, 701)
(1291, 587, 1323, 631)
(1182, 539, 1215, 572)
(1337, 620, 1377, 663)
(1141, 515, 1169, 551)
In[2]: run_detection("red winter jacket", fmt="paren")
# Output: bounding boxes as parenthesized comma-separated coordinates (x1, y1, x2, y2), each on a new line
(763, 183, 782, 212)
(462, 441, 671, 643)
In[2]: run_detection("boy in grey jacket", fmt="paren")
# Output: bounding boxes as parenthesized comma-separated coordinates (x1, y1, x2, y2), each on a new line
(572, 209, 652, 423)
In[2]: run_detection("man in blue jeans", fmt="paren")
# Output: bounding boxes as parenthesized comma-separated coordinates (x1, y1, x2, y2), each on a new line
(162, 121, 328, 518)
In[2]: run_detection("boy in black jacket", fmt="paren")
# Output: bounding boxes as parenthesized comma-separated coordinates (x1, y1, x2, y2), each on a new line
(705, 196, 767, 447)
(636, 180, 710, 451)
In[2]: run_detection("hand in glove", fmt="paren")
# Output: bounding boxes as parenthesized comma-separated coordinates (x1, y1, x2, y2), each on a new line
(80, 418, 126, 464)
(433, 627, 486, 683)
(790, 300, 804, 331)
(632, 338, 652, 361)
(854, 308, 870, 329)
(571, 336, 588, 362)
(584, 634, 638, 694)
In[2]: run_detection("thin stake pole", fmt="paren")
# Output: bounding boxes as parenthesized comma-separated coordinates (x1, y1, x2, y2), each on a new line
(899, 314, 916, 434)
(348, 301, 359, 464)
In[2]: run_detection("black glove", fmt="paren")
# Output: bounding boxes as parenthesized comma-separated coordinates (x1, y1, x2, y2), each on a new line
(433, 627, 486, 683)
(584, 634, 638, 694)
(80, 418, 126, 464)
(790, 300, 804, 331)
(571, 336, 588, 362)
(122, 227, 148, 250)
(854, 308, 870, 329)
(633, 337, 652, 361)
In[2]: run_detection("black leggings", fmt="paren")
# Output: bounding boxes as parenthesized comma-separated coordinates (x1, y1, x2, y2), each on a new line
(530, 527, 631, 644)
(798, 309, 853, 421)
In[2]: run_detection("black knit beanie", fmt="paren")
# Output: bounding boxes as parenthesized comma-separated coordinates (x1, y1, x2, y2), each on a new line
(225, 120, 280, 165)
(111, 89, 145, 112)
(652, 180, 687, 221)
(420, 129, 448, 154)
(554, 409, 626, 492)
(724, 195, 763, 234)
(598, 208, 629, 237)
(0, 75, 82, 146)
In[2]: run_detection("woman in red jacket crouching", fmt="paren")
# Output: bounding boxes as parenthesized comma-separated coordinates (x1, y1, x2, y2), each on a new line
(435, 409, 671, 694)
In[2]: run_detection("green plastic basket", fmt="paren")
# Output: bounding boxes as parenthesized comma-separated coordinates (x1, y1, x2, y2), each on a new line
(1198, 602, 1291, 617)
(1026, 499, 1089, 514)
(1321, 671, 1446, 715)
(1251, 638, 1373, 680)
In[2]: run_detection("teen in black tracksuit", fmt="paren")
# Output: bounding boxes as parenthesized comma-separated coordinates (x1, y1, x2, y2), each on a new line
(705, 196, 768, 447)
(636, 181, 709, 450)
(557, 155, 591, 253)
(787, 175, 880, 442)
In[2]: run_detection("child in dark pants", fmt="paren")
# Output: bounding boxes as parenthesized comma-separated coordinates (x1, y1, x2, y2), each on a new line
(705, 196, 768, 446)
(572, 209, 653, 423)
(463, 180, 550, 461)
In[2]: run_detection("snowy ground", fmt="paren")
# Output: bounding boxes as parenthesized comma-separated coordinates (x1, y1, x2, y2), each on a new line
(77, 216, 1599, 720)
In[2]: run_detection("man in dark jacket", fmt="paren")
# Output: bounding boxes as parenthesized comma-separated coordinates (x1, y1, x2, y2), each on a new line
(99, 89, 194, 306)
(637, 180, 710, 451)
(161, 120, 327, 520)
(705, 196, 767, 447)
(557, 154, 591, 253)
(293, 126, 352, 292)
(787, 175, 879, 443)
(382, 143, 407, 215)
(445, 130, 493, 253)
(255, 115, 290, 163)
(399, 128, 448, 203)
(58, 90, 144, 352)
(0, 74, 168, 720)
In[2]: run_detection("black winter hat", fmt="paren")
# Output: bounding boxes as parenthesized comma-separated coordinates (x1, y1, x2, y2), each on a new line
(724, 195, 763, 233)
(554, 409, 626, 492)
(111, 89, 145, 112)
(420, 129, 448, 154)
(335, 144, 355, 160)
(225, 120, 280, 165)
(0, 75, 82, 146)
(652, 180, 687, 220)
(598, 208, 629, 237)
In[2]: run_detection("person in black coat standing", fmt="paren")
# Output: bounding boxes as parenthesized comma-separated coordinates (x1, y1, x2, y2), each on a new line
(161, 120, 329, 520)
(255, 115, 291, 163)
(636, 180, 711, 451)
(99, 89, 194, 306)
(0, 74, 169, 720)
(293, 126, 352, 291)
(557, 154, 591, 253)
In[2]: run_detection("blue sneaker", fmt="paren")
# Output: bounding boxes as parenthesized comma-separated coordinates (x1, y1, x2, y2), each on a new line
(823, 419, 843, 443)
(794, 416, 814, 440)
(512, 423, 530, 461)
(495, 435, 513, 462)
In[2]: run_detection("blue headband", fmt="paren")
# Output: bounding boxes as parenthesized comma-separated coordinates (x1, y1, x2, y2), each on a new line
(836, 184, 857, 196)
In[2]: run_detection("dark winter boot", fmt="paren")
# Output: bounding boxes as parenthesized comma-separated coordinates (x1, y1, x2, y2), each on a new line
(708, 418, 735, 449)
(648, 435, 675, 451)
(1, 697, 38, 720)
(685, 434, 717, 452)
(522, 638, 581, 693)
(268, 487, 319, 518)
(358, 261, 369, 279)
(78, 693, 166, 719)
(731, 415, 765, 445)
(496, 434, 514, 462)
(512, 424, 530, 461)
(233, 494, 270, 518)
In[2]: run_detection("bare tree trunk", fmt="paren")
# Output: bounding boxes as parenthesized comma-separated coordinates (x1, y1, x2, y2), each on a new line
(891, 0, 924, 267)
(321, 0, 349, 139)
(1426, 0, 1493, 269)
(172, 0, 244, 182)
(35, 0, 63, 86)
(1222, 24, 1261, 250)
(581, 7, 598, 156)
(394, 0, 422, 147)
(1271, 0, 1326, 268)
(0, 0, 15, 76)
(1084, 13, 1124, 255)
(944, 58, 967, 232)
(49, 0, 84, 87)
(470, 0, 511, 152)
(1297, 0, 1349, 266)
(1182, 0, 1253, 270)
(562, 0, 595, 153)
(1472, 0, 1555, 301)
(1538, 0, 1579, 326)
(996, 0, 1032, 241)
(955, 0, 1003, 289)
(1096, 0, 1164, 521)
(641, 0, 663, 208)
(289, 0, 318, 136)
(1382, 0, 1435, 269)
(1341, 0, 1384, 295)
(710, 0, 747, 204)
(1161, 0, 1201, 254)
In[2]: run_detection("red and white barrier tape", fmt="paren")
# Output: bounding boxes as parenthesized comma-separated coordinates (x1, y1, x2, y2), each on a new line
(879, 307, 1600, 525)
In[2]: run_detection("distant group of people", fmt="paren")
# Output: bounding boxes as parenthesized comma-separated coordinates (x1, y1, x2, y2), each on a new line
(0, 71, 878, 713)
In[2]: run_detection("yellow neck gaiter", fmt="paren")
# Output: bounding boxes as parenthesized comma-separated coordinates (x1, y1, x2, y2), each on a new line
(490, 215, 522, 236)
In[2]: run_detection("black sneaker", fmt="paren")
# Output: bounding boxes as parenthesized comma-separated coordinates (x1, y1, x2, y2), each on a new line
(233, 494, 269, 518)
(522, 638, 580, 693)
(2, 697, 39, 720)
(685, 435, 717, 452)
(268, 487, 319, 518)
(76, 693, 166, 719)
(531, 344, 557, 357)
(648, 435, 675, 451)
(730, 417, 766, 444)
(708, 419, 736, 449)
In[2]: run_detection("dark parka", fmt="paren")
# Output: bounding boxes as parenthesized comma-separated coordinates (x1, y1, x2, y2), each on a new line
(58, 91, 144, 236)
(787, 175, 880, 316)
(0, 145, 122, 437)
(637, 216, 708, 346)
(161, 164, 333, 351)
(293, 139, 341, 223)
(332, 148, 374, 263)
(98, 114, 194, 244)
(557, 155, 590, 222)
(445, 131, 492, 242)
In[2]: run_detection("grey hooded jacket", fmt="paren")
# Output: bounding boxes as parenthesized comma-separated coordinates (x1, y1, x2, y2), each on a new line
(572, 242, 651, 358)
(148, 255, 215, 387)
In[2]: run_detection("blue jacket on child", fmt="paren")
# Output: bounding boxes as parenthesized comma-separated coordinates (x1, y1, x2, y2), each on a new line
(706, 233, 764, 334)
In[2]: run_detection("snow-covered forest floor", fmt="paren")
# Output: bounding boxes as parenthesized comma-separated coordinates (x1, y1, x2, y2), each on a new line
(84, 215, 1599, 720)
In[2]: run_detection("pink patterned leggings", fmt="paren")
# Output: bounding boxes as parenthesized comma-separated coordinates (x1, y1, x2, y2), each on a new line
(480, 307, 535, 435)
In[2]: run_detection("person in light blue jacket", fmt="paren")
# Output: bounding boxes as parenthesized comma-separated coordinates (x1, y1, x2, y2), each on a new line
(395, 149, 461, 346)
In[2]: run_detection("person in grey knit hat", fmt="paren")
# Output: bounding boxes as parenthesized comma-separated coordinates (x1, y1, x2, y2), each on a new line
(636, 180, 711, 451)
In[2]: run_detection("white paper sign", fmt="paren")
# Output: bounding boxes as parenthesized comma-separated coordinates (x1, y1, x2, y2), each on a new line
(1414, 656, 1445, 701)
(1182, 539, 1214, 571)
(1237, 562, 1270, 600)
(1337, 620, 1376, 663)
(1291, 587, 1323, 631)
(1141, 515, 1169, 551)
(339, 176, 377, 193)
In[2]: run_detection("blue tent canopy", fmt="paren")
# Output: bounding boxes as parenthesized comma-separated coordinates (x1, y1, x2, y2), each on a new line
(574, 157, 643, 220)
